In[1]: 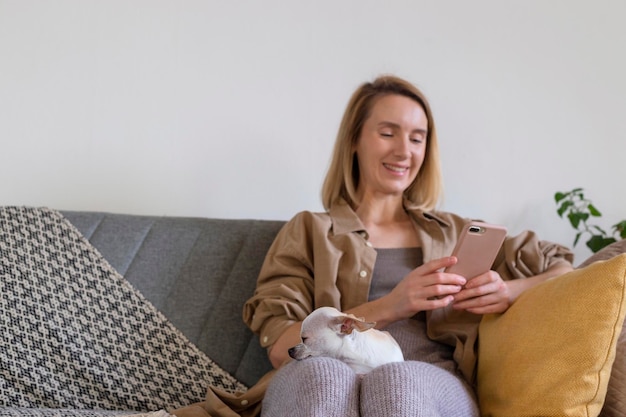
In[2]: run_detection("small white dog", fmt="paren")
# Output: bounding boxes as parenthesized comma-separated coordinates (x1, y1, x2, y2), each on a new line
(288, 306, 404, 374)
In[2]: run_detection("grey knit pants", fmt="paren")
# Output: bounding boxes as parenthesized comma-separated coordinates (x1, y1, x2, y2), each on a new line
(261, 357, 479, 417)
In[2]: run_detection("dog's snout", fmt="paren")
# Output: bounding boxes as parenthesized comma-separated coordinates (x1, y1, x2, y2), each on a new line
(288, 344, 310, 360)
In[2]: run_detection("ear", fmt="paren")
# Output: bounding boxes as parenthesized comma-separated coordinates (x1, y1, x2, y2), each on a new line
(334, 315, 376, 335)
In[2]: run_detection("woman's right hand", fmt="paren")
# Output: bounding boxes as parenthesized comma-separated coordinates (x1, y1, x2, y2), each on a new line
(363, 256, 467, 327)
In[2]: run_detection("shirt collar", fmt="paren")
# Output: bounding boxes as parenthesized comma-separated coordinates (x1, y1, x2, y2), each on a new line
(328, 200, 365, 235)
(327, 198, 451, 236)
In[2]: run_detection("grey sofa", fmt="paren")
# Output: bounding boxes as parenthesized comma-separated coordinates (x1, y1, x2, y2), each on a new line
(2, 207, 625, 417)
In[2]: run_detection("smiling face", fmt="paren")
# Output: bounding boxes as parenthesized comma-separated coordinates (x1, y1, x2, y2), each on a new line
(353, 94, 428, 201)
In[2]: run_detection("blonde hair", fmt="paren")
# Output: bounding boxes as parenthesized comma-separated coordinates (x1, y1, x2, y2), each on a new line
(321, 75, 443, 211)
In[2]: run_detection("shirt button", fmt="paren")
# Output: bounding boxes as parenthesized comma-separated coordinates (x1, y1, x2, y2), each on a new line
(359, 270, 367, 278)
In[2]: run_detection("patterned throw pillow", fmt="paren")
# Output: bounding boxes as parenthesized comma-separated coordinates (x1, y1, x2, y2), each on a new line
(0, 207, 246, 414)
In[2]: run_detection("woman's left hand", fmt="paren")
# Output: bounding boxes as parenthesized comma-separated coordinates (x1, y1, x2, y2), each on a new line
(451, 263, 574, 315)
(450, 271, 512, 314)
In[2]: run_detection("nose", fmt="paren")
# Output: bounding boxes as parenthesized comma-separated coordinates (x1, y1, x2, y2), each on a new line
(288, 347, 296, 358)
(393, 135, 411, 157)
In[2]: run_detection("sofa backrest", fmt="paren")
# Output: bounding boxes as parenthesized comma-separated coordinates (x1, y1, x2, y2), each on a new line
(62, 210, 283, 387)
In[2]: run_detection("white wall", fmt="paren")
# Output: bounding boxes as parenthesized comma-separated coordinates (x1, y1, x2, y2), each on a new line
(1, 0, 625, 265)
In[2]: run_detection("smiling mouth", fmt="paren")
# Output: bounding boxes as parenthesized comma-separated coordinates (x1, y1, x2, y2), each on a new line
(383, 163, 408, 173)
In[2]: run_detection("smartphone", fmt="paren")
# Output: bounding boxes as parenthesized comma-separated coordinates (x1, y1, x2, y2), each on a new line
(444, 221, 507, 279)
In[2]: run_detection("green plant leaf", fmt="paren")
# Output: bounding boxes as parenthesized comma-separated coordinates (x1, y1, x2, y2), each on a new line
(573, 232, 582, 247)
(554, 192, 566, 203)
(557, 201, 573, 217)
(568, 212, 588, 229)
(588, 204, 602, 217)
(613, 220, 626, 239)
(591, 224, 608, 235)
(587, 235, 617, 253)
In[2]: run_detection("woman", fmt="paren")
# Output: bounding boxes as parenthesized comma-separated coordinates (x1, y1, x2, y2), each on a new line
(243, 75, 573, 416)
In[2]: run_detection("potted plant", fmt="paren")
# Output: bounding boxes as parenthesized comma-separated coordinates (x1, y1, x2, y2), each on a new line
(555, 188, 626, 253)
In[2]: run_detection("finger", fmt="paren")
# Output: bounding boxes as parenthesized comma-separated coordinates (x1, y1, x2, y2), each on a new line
(417, 256, 458, 274)
(427, 283, 464, 300)
(453, 286, 505, 309)
(453, 298, 493, 312)
(464, 271, 500, 288)
(465, 302, 508, 315)
(462, 275, 487, 289)
(425, 271, 467, 289)
(422, 295, 456, 310)
(453, 283, 494, 302)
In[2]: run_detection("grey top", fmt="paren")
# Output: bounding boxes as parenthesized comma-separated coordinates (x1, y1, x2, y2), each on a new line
(369, 247, 456, 372)
(368, 247, 423, 302)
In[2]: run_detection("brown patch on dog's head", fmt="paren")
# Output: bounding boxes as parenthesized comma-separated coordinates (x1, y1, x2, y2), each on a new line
(334, 315, 376, 335)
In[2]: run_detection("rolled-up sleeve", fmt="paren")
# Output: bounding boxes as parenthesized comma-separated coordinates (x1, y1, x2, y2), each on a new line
(495, 230, 574, 280)
(242, 213, 318, 349)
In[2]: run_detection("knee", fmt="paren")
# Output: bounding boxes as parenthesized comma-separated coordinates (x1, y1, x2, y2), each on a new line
(366, 360, 445, 380)
(263, 358, 360, 417)
(361, 361, 479, 416)
(363, 361, 449, 393)
(278, 357, 354, 379)
(266, 357, 357, 395)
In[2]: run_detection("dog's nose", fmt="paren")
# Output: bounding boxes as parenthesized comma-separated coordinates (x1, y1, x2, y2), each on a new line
(288, 347, 296, 358)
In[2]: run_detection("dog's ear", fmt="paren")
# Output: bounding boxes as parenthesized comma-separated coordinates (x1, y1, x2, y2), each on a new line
(334, 315, 376, 335)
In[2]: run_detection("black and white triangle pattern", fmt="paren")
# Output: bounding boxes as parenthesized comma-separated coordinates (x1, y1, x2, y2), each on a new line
(0, 207, 246, 415)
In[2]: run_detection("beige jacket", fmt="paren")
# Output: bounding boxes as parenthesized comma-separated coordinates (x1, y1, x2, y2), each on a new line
(243, 200, 573, 382)
(172, 200, 573, 417)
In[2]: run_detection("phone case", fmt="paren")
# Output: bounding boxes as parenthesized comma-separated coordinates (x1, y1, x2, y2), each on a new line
(444, 221, 507, 278)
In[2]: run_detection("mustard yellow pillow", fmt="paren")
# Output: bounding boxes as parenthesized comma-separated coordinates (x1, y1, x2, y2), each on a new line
(478, 254, 626, 417)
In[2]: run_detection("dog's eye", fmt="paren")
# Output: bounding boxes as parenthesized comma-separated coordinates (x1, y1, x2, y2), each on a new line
(301, 337, 308, 343)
